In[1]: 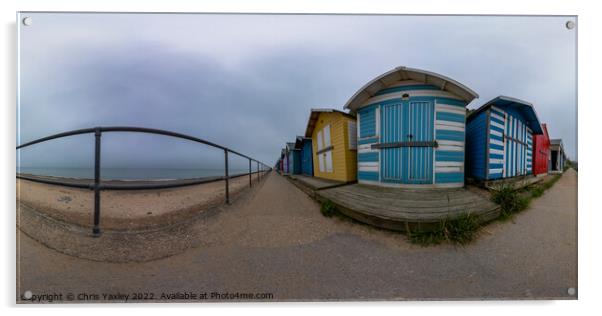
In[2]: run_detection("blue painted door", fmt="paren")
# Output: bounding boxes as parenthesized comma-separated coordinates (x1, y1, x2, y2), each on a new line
(380, 103, 403, 181)
(287, 152, 294, 174)
(380, 100, 434, 184)
(503, 113, 530, 177)
(301, 140, 313, 176)
(403, 101, 434, 184)
(293, 150, 302, 174)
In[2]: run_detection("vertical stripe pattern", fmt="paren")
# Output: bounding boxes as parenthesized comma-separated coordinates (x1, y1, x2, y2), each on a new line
(488, 106, 533, 178)
(381, 103, 403, 181)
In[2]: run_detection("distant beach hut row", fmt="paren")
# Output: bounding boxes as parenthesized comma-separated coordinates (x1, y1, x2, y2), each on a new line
(275, 66, 567, 187)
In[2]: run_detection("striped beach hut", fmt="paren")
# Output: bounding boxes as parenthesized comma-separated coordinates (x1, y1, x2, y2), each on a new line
(281, 148, 289, 174)
(344, 66, 478, 188)
(295, 136, 314, 176)
(532, 123, 550, 176)
(466, 96, 543, 180)
(286, 142, 301, 175)
(305, 109, 357, 182)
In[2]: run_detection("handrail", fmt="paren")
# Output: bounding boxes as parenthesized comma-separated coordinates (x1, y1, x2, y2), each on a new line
(16, 126, 272, 236)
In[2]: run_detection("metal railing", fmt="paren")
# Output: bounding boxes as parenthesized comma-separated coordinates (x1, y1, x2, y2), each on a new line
(16, 126, 272, 236)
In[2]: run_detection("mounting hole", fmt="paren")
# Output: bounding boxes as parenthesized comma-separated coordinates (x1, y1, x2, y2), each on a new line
(566, 21, 575, 30)
(23, 290, 32, 300)
(567, 287, 576, 295)
(22, 17, 32, 26)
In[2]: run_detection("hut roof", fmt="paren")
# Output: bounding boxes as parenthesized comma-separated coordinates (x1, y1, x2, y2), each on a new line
(286, 142, 297, 151)
(550, 139, 566, 158)
(467, 95, 544, 134)
(343, 66, 479, 112)
(550, 139, 564, 150)
(294, 135, 311, 149)
(304, 108, 355, 138)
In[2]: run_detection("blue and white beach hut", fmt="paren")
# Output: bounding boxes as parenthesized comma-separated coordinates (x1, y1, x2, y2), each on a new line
(465, 96, 543, 180)
(344, 66, 478, 188)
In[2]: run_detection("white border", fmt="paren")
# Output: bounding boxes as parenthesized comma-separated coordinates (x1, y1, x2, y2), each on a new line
(1, 1, 595, 315)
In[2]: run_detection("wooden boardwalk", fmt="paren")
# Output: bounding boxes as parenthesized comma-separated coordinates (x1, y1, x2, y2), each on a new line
(483, 175, 544, 191)
(313, 182, 500, 232)
(287, 174, 351, 197)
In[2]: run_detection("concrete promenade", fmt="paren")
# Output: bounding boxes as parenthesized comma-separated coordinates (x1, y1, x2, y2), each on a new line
(18, 169, 577, 301)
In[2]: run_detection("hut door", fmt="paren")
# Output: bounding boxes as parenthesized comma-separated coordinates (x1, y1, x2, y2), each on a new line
(503, 114, 529, 177)
(403, 101, 434, 184)
(380, 103, 403, 181)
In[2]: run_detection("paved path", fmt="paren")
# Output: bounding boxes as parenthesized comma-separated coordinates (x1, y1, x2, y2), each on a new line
(17, 170, 577, 301)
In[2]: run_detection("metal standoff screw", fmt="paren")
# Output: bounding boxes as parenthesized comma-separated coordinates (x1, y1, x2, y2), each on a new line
(566, 21, 575, 30)
(22, 17, 32, 26)
(567, 287, 576, 296)
(23, 290, 32, 300)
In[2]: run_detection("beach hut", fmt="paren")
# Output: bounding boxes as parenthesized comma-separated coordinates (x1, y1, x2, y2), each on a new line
(466, 96, 543, 181)
(281, 148, 289, 174)
(286, 142, 301, 175)
(549, 139, 566, 173)
(304, 109, 357, 182)
(532, 123, 550, 176)
(295, 136, 314, 176)
(344, 66, 478, 188)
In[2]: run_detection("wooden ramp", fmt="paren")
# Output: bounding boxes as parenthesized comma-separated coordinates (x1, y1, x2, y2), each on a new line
(287, 174, 351, 198)
(315, 184, 500, 232)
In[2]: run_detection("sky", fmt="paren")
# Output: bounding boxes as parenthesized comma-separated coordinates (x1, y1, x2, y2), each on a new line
(17, 13, 577, 172)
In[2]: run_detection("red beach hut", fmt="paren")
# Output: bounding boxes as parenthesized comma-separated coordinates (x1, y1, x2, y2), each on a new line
(532, 123, 550, 176)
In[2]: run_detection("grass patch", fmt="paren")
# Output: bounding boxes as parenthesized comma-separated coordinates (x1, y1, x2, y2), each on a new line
(541, 174, 562, 191)
(320, 200, 337, 217)
(491, 174, 561, 220)
(530, 186, 545, 198)
(408, 213, 480, 246)
(491, 184, 527, 219)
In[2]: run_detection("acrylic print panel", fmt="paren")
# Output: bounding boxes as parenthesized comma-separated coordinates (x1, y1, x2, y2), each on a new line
(16, 12, 577, 303)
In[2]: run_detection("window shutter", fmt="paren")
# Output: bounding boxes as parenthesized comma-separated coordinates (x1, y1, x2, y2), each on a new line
(317, 130, 324, 150)
(325, 151, 333, 173)
(348, 121, 357, 150)
(323, 125, 331, 147)
(319, 153, 325, 172)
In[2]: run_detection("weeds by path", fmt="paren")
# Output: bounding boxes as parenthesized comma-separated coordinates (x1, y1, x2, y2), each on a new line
(319, 174, 562, 247)
(491, 174, 561, 221)
(408, 213, 480, 246)
(320, 200, 337, 217)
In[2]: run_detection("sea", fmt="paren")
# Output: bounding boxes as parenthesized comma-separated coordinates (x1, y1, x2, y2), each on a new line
(16, 167, 250, 181)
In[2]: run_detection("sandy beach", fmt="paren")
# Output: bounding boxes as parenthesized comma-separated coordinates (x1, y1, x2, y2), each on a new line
(17, 172, 268, 231)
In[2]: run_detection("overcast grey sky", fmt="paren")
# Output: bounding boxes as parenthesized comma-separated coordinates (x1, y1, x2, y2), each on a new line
(17, 13, 577, 170)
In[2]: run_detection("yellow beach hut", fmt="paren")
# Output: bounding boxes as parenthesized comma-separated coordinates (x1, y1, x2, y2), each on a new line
(304, 109, 358, 183)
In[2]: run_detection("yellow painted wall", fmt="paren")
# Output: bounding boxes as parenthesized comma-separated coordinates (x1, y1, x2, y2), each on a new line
(311, 112, 357, 182)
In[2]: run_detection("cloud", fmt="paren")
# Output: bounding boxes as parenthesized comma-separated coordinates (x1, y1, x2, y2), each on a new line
(17, 13, 577, 175)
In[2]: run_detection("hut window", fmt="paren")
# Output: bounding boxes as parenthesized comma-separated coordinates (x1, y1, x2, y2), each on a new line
(316, 125, 333, 173)
(324, 151, 333, 173)
(323, 125, 331, 147)
(317, 130, 324, 151)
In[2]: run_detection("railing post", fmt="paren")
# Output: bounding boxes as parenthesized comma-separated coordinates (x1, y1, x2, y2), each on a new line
(224, 149, 230, 204)
(92, 127, 102, 237)
(257, 161, 259, 181)
(249, 158, 252, 187)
